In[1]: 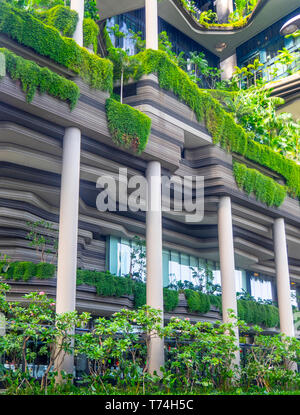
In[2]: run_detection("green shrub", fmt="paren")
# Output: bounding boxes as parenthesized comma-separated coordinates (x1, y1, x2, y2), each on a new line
(133, 281, 146, 308)
(11, 262, 25, 281)
(35, 262, 56, 279)
(22, 262, 37, 281)
(1, 261, 55, 280)
(0, 0, 113, 92)
(237, 299, 279, 328)
(105, 98, 152, 152)
(13, 262, 37, 281)
(77, 269, 178, 312)
(1, 48, 80, 109)
(4, 261, 17, 279)
(163, 288, 179, 312)
(36, 5, 78, 37)
(83, 17, 99, 53)
(184, 289, 211, 314)
(233, 162, 287, 207)
(209, 294, 222, 313)
(77, 269, 134, 297)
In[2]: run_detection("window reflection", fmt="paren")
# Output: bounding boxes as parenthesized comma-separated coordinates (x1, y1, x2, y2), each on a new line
(250, 276, 273, 301)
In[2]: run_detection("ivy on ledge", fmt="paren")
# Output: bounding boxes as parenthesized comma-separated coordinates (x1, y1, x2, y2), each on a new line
(132, 49, 300, 202)
(0, 48, 80, 109)
(0, 1, 113, 92)
(37, 6, 99, 53)
(233, 162, 287, 207)
(1, 261, 56, 281)
(2, 263, 280, 328)
(105, 98, 152, 153)
(83, 18, 99, 54)
(36, 5, 78, 38)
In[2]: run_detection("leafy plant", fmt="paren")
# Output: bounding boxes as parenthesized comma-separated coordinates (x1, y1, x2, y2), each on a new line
(74, 306, 162, 393)
(163, 317, 239, 393)
(83, 17, 99, 53)
(1, 261, 56, 281)
(188, 51, 222, 89)
(0, 284, 90, 392)
(241, 331, 300, 392)
(26, 220, 58, 263)
(233, 161, 287, 207)
(274, 48, 297, 76)
(0, 1, 113, 91)
(184, 289, 211, 314)
(0, 253, 10, 275)
(0, 48, 80, 109)
(129, 236, 146, 282)
(105, 97, 151, 152)
(36, 5, 78, 37)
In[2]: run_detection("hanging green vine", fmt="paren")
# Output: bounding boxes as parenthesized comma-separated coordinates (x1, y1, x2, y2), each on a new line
(83, 17, 99, 53)
(0, 0, 113, 92)
(0, 48, 80, 109)
(105, 97, 152, 153)
(233, 162, 287, 207)
(36, 5, 78, 38)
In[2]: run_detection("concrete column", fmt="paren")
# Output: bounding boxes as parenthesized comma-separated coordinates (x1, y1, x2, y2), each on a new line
(71, 0, 84, 47)
(146, 160, 164, 375)
(54, 0, 82, 378)
(273, 218, 294, 337)
(145, 0, 158, 50)
(215, 0, 233, 23)
(55, 127, 81, 374)
(218, 196, 240, 365)
(220, 53, 237, 80)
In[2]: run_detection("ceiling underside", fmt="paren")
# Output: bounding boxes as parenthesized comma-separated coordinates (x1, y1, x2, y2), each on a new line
(96, 0, 300, 59)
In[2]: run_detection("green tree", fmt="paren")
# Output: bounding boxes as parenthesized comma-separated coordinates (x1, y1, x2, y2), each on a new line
(26, 220, 58, 263)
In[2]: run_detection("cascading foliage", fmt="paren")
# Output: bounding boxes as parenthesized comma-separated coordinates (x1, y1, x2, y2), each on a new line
(0, 0, 113, 92)
(0, 48, 80, 109)
(105, 97, 152, 153)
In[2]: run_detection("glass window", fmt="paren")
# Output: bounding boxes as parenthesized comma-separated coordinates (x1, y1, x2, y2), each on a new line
(212, 268, 244, 293)
(108, 236, 146, 280)
(235, 270, 243, 293)
(169, 251, 181, 284)
(291, 289, 298, 308)
(250, 277, 273, 301)
(212, 270, 221, 285)
(108, 237, 248, 294)
(118, 239, 131, 276)
(180, 253, 191, 282)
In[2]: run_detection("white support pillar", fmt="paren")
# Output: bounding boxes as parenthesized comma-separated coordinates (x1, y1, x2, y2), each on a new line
(273, 218, 295, 337)
(220, 53, 237, 80)
(55, 127, 81, 374)
(146, 160, 164, 375)
(218, 196, 240, 365)
(71, 0, 84, 47)
(215, 0, 233, 23)
(145, 0, 158, 50)
(54, 0, 82, 378)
